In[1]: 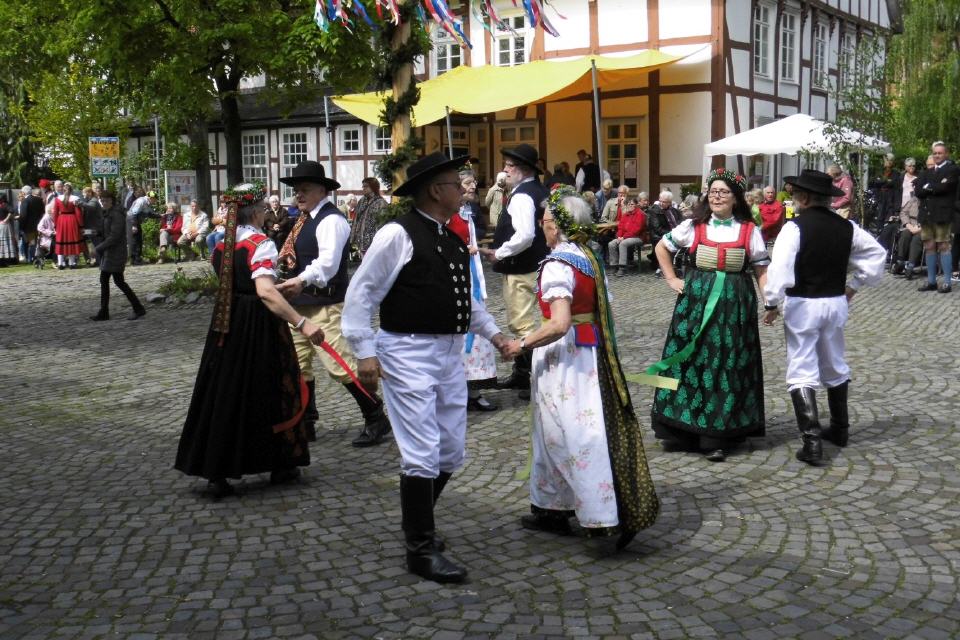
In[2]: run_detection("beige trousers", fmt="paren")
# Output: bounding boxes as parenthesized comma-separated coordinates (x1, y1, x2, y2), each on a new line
(502, 271, 539, 337)
(291, 302, 356, 384)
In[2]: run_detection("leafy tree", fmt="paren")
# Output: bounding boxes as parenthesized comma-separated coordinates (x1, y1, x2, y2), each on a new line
(887, 0, 960, 149)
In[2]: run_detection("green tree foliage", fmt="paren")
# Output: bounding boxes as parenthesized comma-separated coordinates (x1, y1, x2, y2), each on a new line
(887, 0, 960, 149)
(0, 77, 39, 185)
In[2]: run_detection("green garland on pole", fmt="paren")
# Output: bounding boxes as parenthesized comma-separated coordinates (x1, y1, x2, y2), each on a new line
(374, 3, 431, 223)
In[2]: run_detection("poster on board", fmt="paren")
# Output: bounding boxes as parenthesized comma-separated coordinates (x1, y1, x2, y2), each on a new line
(164, 170, 197, 212)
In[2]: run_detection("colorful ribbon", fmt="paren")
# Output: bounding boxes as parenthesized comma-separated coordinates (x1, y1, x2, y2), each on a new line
(320, 341, 375, 402)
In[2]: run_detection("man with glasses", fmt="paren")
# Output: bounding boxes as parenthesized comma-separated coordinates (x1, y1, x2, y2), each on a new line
(342, 153, 509, 584)
(276, 161, 392, 448)
(479, 144, 550, 400)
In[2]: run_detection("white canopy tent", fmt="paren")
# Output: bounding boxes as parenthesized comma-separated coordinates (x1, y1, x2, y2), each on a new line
(701, 113, 891, 186)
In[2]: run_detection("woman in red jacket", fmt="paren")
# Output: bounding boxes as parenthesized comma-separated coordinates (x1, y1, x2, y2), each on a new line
(156, 203, 184, 263)
(607, 197, 646, 276)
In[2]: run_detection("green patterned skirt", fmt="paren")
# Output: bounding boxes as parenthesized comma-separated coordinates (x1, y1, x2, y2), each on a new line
(650, 268, 765, 448)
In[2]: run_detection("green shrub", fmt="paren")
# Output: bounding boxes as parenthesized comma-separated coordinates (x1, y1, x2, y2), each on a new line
(158, 265, 220, 300)
(141, 217, 160, 261)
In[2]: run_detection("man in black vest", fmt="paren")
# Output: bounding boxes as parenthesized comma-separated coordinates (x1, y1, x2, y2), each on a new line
(762, 170, 886, 466)
(913, 141, 960, 293)
(479, 144, 549, 400)
(342, 153, 509, 584)
(276, 161, 391, 448)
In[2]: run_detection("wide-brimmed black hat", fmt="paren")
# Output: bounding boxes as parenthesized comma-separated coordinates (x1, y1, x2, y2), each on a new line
(501, 144, 542, 173)
(279, 160, 340, 191)
(783, 169, 844, 197)
(393, 153, 470, 197)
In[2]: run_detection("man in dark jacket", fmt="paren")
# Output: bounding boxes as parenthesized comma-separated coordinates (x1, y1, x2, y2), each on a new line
(646, 191, 681, 271)
(19, 186, 44, 263)
(914, 141, 960, 293)
(90, 191, 146, 321)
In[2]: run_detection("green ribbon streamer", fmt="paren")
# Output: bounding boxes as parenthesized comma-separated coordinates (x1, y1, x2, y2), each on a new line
(640, 271, 727, 386)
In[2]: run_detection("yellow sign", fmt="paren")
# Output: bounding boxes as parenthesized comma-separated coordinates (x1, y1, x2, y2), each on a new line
(89, 136, 120, 177)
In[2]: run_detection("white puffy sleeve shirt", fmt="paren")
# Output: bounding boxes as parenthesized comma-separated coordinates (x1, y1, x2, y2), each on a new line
(298, 197, 352, 289)
(663, 218, 770, 266)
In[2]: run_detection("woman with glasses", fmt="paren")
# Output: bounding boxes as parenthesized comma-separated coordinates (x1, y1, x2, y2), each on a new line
(649, 169, 771, 462)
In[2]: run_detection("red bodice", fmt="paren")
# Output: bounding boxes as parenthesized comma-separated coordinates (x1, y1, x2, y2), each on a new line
(446, 213, 470, 245)
(537, 262, 599, 346)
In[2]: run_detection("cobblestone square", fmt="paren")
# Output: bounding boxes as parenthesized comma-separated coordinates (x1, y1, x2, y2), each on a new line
(1, 261, 958, 639)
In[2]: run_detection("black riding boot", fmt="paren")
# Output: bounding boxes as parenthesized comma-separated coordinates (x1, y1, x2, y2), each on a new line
(520, 504, 572, 535)
(496, 350, 531, 391)
(432, 471, 453, 552)
(345, 382, 391, 447)
(303, 380, 318, 442)
(401, 475, 467, 584)
(791, 387, 823, 466)
(823, 381, 850, 447)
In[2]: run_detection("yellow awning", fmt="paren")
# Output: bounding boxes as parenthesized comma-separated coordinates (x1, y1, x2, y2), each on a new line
(333, 50, 683, 127)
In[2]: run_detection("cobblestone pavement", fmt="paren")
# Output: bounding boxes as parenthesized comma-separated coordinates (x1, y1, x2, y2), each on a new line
(1, 259, 959, 640)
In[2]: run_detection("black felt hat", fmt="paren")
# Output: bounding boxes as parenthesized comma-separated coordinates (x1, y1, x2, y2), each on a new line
(501, 144, 542, 173)
(278, 160, 340, 191)
(783, 169, 844, 197)
(393, 153, 470, 197)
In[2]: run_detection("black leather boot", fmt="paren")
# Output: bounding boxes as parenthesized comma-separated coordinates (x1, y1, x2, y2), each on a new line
(432, 471, 452, 552)
(345, 382, 391, 447)
(496, 351, 531, 390)
(791, 387, 823, 466)
(823, 381, 850, 447)
(401, 475, 467, 584)
(303, 380, 318, 442)
(520, 505, 572, 535)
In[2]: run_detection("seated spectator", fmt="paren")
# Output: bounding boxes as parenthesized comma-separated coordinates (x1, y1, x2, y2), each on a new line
(758, 186, 785, 243)
(777, 181, 793, 203)
(178, 200, 208, 260)
(35, 209, 55, 268)
(608, 197, 647, 277)
(264, 195, 294, 246)
(552, 162, 576, 187)
(206, 202, 227, 254)
(638, 191, 651, 210)
(891, 157, 924, 280)
(602, 185, 630, 223)
(582, 190, 599, 221)
(747, 188, 763, 225)
(595, 179, 615, 216)
(646, 191, 681, 270)
(679, 194, 700, 219)
(156, 203, 183, 263)
(338, 195, 358, 221)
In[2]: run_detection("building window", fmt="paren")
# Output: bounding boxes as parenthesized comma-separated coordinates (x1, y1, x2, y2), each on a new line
(813, 22, 828, 89)
(371, 126, 392, 154)
(142, 137, 164, 188)
(495, 16, 529, 67)
(753, 4, 771, 78)
(780, 13, 798, 82)
(241, 133, 267, 184)
(433, 28, 461, 76)
(280, 131, 309, 200)
(604, 121, 641, 189)
(495, 123, 536, 164)
(840, 32, 856, 88)
(339, 125, 362, 155)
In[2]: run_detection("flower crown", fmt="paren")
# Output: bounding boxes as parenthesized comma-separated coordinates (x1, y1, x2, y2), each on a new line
(706, 168, 747, 192)
(221, 182, 267, 207)
(547, 185, 595, 242)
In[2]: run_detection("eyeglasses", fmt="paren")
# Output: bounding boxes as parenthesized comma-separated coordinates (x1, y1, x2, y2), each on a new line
(504, 161, 517, 168)
(708, 189, 733, 197)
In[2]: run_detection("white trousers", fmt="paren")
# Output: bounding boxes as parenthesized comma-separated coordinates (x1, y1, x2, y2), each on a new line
(783, 296, 851, 391)
(377, 331, 468, 478)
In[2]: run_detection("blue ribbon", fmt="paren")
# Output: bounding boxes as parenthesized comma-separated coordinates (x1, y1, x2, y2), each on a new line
(464, 257, 482, 353)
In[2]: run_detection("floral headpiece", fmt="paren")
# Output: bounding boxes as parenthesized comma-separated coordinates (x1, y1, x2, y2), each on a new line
(546, 185, 595, 243)
(220, 182, 266, 207)
(706, 168, 747, 192)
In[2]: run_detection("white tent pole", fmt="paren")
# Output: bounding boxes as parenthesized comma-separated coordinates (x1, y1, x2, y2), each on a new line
(591, 60, 604, 177)
(323, 96, 336, 182)
(445, 106, 454, 160)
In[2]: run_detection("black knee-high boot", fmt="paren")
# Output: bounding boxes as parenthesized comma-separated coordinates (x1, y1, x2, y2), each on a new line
(303, 380, 318, 442)
(823, 381, 850, 447)
(345, 382, 391, 447)
(791, 387, 823, 466)
(401, 475, 467, 584)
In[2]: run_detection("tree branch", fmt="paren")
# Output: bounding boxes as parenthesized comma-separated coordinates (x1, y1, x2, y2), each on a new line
(152, 0, 181, 29)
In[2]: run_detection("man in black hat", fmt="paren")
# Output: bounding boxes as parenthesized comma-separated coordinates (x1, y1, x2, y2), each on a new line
(762, 169, 886, 466)
(478, 143, 549, 400)
(275, 161, 391, 448)
(342, 152, 510, 584)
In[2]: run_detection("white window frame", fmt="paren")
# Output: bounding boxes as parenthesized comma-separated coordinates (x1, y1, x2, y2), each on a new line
(338, 125, 362, 156)
(813, 21, 829, 89)
(241, 131, 268, 185)
(370, 126, 392, 155)
(142, 137, 164, 188)
(494, 122, 537, 160)
(753, 4, 772, 78)
(602, 119, 642, 189)
(280, 129, 310, 200)
(779, 12, 798, 83)
(840, 31, 856, 88)
(494, 15, 531, 67)
(432, 28, 462, 76)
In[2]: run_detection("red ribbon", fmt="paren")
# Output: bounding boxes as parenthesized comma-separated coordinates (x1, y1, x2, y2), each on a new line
(320, 341, 375, 402)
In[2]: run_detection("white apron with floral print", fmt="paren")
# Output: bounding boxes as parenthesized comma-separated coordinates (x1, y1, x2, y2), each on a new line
(461, 211, 497, 381)
(530, 244, 617, 528)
